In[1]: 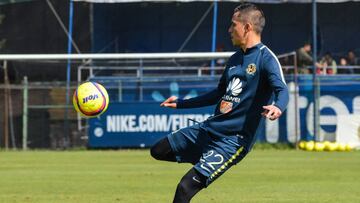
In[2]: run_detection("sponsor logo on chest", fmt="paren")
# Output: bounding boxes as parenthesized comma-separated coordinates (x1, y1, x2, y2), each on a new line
(222, 77, 242, 103)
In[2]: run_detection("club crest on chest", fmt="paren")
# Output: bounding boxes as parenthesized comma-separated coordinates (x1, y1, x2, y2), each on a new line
(246, 63, 256, 75)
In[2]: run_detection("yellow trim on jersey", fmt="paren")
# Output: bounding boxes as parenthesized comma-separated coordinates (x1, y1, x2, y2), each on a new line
(209, 146, 244, 180)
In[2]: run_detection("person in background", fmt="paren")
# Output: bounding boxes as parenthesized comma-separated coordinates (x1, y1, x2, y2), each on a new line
(296, 42, 313, 74)
(338, 57, 353, 74)
(317, 52, 337, 75)
(347, 50, 359, 74)
(347, 50, 358, 65)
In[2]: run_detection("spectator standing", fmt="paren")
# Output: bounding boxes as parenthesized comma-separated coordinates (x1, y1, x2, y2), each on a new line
(296, 42, 313, 74)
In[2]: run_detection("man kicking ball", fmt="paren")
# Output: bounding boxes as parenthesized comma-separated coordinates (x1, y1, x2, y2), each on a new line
(151, 2, 289, 203)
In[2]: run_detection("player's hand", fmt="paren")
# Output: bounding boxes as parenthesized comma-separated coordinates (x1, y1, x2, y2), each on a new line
(261, 105, 282, 121)
(160, 96, 178, 108)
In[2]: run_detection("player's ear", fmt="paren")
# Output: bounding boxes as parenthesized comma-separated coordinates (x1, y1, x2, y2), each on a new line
(244, 23, 251, 33)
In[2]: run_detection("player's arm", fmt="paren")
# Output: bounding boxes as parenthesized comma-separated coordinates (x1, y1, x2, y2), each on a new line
(262, 52, 289, 120)
(161, 69, 227, 109)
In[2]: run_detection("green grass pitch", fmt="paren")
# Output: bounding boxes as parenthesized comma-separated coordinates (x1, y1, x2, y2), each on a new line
(0, 149, 359, 203)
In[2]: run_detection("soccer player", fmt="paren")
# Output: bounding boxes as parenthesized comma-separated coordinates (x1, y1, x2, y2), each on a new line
(150, 3, 289, 203)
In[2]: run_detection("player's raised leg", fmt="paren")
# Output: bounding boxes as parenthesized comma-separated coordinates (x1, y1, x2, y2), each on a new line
(150, 137, 176, 162)
(151, 123, 207, 163)
(173, 168, 206, 203)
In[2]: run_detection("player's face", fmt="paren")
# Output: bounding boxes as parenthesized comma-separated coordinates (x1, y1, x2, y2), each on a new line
(228, 12, 247, 47)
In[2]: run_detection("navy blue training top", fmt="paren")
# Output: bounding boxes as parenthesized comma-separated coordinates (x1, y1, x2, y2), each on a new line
(176, 43, 289, 149)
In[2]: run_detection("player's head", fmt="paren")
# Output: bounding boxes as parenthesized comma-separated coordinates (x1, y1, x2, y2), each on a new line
(303, 42, 311, 52)
(228, 2, 265, 47)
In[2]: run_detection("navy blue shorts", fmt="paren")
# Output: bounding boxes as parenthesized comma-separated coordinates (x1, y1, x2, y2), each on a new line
(167, 123, 248, 186)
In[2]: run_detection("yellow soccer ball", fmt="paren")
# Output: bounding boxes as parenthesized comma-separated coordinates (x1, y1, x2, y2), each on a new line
(345, 143, 353, 151)
(328, 142, 339, 152)
(299, 141, 306, 150)
(323, 141, 331, 151)
(305, 141, 315, 151)
(314, 142, 325, 152)
(337, 143, 346, 152)
(73, 82, 109, 118)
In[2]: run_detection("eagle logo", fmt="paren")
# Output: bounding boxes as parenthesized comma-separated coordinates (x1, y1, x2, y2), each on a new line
(226, 77, 242, 96)
(246, 63, 256, 75)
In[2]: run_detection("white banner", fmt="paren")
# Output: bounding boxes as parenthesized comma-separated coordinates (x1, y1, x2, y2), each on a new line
(336, 115, 360, 149)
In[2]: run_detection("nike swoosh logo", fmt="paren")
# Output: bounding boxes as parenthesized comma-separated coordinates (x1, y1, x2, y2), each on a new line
(229, 66, 236, 70)
(192, 176, 201, 184)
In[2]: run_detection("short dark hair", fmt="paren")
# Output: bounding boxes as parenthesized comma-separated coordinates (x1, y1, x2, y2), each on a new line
(303, 41, 311, 46)
(234, 3, 265, 35)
